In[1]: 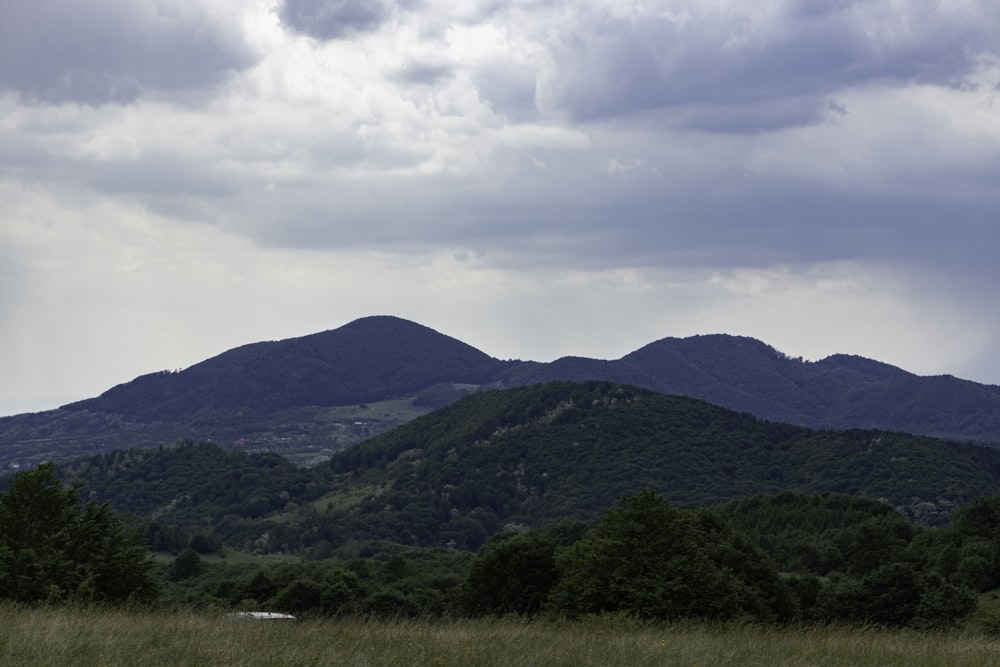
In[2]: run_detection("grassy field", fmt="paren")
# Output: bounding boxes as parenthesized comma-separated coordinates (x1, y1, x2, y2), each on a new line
(2, 605, 999, 667)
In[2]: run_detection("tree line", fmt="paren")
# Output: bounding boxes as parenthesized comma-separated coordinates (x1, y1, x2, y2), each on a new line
(6, 460, 1000, 631)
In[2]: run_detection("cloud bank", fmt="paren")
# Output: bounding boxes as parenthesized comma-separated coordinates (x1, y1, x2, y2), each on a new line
(2, 0, 999, 414)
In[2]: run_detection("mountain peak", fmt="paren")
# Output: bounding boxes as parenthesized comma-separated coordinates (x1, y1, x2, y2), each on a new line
(64, 316, 505, 421)
(815, 353, 912, 380)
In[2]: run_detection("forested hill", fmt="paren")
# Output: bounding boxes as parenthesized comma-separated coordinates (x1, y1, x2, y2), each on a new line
(619, 337, 1000, 439)
(323, 381, 1000, 534)
(65, 316, 507, 420)
(4, 315, 1000, 470)
(49, 382, 1000, 558)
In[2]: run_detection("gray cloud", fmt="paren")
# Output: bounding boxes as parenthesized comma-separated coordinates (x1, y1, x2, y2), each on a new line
(537, 2, 1000, 130)
(4, 0, 1000, 410)
(212, 143, 998, 283)
(87, 153, 238, 199)
(0, 1, 257, 105)
(473, 62, 539, 120)
(280, 0, 392, 39)
(0, 0, 1000, 374)
(392, 63, 454, 86)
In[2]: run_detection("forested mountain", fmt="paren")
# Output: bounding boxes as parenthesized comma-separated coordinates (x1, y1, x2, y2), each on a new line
(65, 316, 507, 420)
(619, 338, 1000, 439)
(3, 315, 1000, 470)
(320, 381, 1000, 537)
(42, 382, 1000, 559)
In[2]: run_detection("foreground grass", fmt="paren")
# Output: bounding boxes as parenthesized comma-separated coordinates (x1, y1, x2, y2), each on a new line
(1, 605, 999, 667)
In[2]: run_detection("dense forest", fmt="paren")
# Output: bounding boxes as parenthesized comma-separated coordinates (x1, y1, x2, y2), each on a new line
(6, 379, 1000, 630)
(320, 381, 1000, 542)
(144, 489, 1000, 629)
(8, 464, 1000, 630)
(39, 381, 1000, 560)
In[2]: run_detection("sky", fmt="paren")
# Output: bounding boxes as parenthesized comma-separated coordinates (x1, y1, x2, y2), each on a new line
(2, 0, 999, 417)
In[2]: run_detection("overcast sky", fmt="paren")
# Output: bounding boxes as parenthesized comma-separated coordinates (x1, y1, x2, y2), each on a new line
(2, 0, 999, 416)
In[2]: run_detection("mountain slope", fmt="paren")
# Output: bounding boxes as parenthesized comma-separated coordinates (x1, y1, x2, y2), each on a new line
(501, 334, 1000, 440)
(65, 315, 507, 420)
(51, 382, 1000, 557)
(614, 336, 916, 428)
(327, 381, 1000, 527)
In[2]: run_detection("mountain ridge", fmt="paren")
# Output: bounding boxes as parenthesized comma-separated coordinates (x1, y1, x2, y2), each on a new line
(2, 315, 999, 469)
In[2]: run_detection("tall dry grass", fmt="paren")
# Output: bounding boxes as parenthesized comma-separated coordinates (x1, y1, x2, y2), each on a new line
(1, 604, 998, 666)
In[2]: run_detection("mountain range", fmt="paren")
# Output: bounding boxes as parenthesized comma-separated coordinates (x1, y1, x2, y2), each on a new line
(2, 315, 1000, 470)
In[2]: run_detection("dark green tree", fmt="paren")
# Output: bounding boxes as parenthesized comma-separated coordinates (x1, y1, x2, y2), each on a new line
(188, 531, 223, 554)
(549, 490, 792, 622)
(842, 519, 911, 577)
(812, 563, 970, 628)
(952, 496, 1000, 542)
(0, 462, 159, 604)
(242, 571, 281, 603)
(269, 578, 324, 614)
(170, 548, 203, 580)
(954, 554, 993, 591)
(855, 563, 922, 626)
(950, 498, 1000, 589)
(319, 569, 367, 616)
(913, 580, 977, 629)
(461, 532, 558, 617)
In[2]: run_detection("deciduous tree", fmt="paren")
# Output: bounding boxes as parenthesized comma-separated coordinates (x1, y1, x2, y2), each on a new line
(548, 490, 793, 622)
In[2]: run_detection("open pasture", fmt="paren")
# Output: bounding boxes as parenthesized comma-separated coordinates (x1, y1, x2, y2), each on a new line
(2, 605, 998, 667)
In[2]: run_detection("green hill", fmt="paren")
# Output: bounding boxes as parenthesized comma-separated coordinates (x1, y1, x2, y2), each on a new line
(324, 382, 1000, 534)
(48, 382, 1000, 557)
